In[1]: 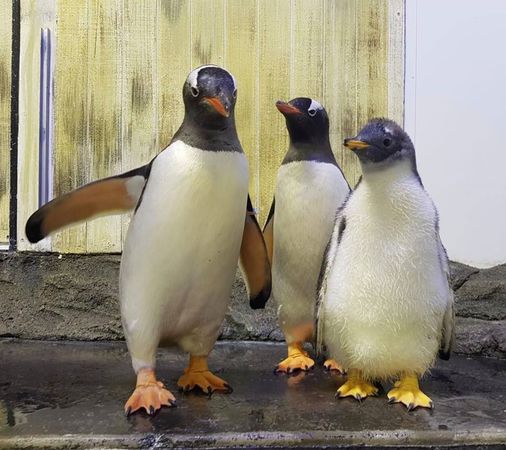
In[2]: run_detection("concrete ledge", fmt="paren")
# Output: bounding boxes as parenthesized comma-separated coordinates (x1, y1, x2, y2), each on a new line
(1, 340, 505, 449)
(0, 252, 505, 358)
(2, 430, 506, 450)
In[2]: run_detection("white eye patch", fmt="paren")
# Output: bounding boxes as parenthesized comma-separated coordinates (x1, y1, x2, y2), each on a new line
(186, 65, 237, 90)
(308, 99, 323, 113)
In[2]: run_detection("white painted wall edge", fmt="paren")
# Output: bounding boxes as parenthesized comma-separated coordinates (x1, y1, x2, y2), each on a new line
(404, 0, 506, 268)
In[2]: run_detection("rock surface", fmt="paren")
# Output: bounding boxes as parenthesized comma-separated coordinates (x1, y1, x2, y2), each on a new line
(0, 252, 505, 357)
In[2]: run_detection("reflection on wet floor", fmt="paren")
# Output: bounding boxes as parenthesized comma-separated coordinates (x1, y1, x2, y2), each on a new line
(0, 339, 505, 448)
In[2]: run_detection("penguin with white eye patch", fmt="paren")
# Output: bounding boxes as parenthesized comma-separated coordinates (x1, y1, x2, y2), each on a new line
(317, 118, 454, 410)
(263, 98, 350, 374)
(25, 65, 271, 416)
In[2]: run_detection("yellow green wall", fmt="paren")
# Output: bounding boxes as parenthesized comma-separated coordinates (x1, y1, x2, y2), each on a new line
(0, 4, 11, 244)
(17, 0, 405, 253)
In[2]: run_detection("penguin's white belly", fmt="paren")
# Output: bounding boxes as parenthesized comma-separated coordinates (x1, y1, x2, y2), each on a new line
(272, 161, 348, 340)
(120, 141, 248, 356)
(323, 177, 448, 378)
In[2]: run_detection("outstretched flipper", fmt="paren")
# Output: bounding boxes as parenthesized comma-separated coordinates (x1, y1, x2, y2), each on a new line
(25, 163, 152, 243)
(262, 199, 275, 265)
(240, 196, 272, 309)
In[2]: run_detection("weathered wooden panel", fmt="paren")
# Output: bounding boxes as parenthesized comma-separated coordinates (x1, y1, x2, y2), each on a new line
(20, 0, 404, 252)
(257, 0, 291, 223)
(158, 0, 191, 148)
(121, 0, 159, 243)
(17, 0, 55, 251)
(225, 0, 260, 206)
(51, 0, 89, 253)
(356, 0, 388, 133)
(387, 0, 405, 125)
(324, 0, 355, 182)
(190, 0, 225, 67)
(0, 4, 11, 244)
(291, 0, 324, 99)
(86, 0, 123, 253)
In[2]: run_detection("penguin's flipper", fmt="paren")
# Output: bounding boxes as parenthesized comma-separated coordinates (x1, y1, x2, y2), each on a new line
(240, 195, 272, 310)
(315, 206, 348, 356)
(25, 163, 152, 243)
(437, 233, 455, 360)
(262, 199, 275, 265)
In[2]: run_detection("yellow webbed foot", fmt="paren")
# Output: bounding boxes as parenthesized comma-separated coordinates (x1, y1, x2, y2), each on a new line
(275, 343, 315, 373)
(323, 359, 346, 374)
(387, 374, 433, 411)
(177, 355, 232, 395)
(125, 368, 176, 416)
(336, 369, 378, 401)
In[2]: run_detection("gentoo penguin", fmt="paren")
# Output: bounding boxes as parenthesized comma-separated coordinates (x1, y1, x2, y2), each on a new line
(25, 65, 271, 415)
(317, 118, 454, 410)
(263, 98, 350, 373)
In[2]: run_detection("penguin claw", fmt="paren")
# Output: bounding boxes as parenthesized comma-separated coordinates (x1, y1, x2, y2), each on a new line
(336, 375, 378, 402)
(177, 369, 231, 396)
(387, 378, 433, 411)
(275, 354, 315, 374)
(323, 359, 346, 374)
(124, 382, 176, 416)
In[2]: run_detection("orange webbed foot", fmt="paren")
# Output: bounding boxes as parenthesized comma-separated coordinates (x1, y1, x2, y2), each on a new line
(323, 359, 346, 374)
(177, 355, 232, 395)
(387, 374, 433, 411)
(125, 368, 176, 416)
(336, 368, 378, 402)
(275, 343, 315, 374)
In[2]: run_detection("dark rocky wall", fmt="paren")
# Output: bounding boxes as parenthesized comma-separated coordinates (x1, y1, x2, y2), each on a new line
(0, 252, 504, 358)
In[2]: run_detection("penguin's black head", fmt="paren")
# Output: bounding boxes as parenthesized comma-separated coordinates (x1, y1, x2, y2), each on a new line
(344, 118, 416, 169)
(183, 65, 237, 128)
(276, 98, 329, 144)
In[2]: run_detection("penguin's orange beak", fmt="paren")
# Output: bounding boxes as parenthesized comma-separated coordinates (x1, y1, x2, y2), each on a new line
(344, 138, 369, 150)
(203, 97, 230, 118)
(276, 101, 302, 115)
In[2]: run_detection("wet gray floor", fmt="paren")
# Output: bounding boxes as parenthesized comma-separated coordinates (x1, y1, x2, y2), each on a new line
(0, 339, 505, 449)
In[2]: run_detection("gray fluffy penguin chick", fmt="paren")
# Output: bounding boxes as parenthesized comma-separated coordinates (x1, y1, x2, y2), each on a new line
(317, 118, 454, 410)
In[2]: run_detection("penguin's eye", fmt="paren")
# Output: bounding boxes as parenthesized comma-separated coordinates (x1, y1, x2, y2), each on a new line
(233, 89, 237, 99)
(308, 109, 317, 117)
(383, 138, 392, 147)
(191, 86, 199, 97)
